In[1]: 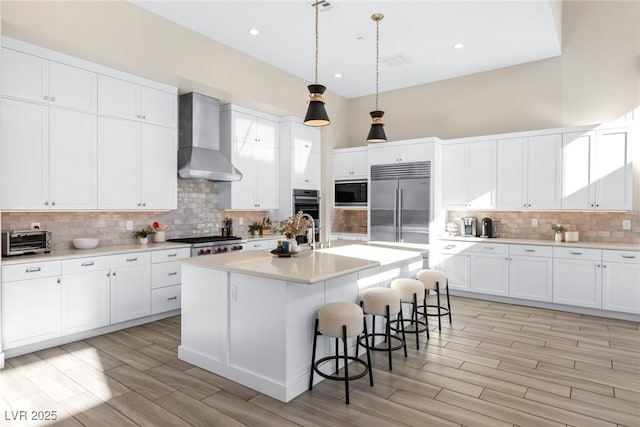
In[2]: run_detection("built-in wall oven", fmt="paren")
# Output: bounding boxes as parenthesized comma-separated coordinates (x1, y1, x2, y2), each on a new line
(292, 189, 320, 243)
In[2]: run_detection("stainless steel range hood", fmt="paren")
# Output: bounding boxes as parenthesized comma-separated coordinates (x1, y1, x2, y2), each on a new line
(178, 93, 242, 181)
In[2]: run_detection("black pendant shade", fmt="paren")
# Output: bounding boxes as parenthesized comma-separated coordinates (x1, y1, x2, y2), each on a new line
(367, 110, 387, 143)
(304, 84, 330, 127)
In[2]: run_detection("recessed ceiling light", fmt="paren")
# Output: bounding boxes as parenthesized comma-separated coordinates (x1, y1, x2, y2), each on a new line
(334, 73, 342, 78)
(248, 28, 260, 36)
(453, 42, 465, 49)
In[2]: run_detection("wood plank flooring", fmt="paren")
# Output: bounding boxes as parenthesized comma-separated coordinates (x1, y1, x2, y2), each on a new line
(1, 296, 638, 426)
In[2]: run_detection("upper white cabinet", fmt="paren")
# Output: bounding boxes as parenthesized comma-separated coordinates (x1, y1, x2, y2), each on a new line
(2, 48, 97, 113)
(368, 141, 429, 166)
(219, 105, 280, 209)
(442, 141, 496, 209)
(333, 147, 368, 180)
(562, 128, 632, 210)
(279, 117, 321, 190)
(97, 117, 177, 210)
(0, 98, 97, 210)
(97, 75, 177, 128)
(497, 134, 561, 210)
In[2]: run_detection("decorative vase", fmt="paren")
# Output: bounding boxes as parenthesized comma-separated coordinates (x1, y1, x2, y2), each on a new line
(154, 231, 166, 243)
(290, 239, 298, 254)
(554, 232, 563, 243)
(139, 237, 149, 245)
(252, 230, 260, 236)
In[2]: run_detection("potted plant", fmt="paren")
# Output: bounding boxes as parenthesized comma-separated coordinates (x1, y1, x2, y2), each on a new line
(551, 224, 568, 243)
(248, 222, 262, 236)
(274, 211, 311, 253)
(132, 226, 155, 245)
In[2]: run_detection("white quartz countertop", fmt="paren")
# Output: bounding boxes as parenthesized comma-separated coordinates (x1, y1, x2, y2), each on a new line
(180, 243, 424, 284)
(435, 236, 639, 251)
(1, 242, 191, 265)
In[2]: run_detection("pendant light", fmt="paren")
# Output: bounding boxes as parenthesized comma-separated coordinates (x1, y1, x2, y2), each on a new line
(367, 13, 387, 143)
(304, 1, 330, 127)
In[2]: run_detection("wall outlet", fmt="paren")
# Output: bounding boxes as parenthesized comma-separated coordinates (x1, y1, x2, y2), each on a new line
(30, 222, 41, 230)
(238, 217, 244, 226)
(531, 218, 538, 227)
(126, 220, 133, 231)
(622, 220, 631, 230)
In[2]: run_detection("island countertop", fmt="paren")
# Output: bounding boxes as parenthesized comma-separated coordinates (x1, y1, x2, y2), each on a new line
(179, 243, 424, 284)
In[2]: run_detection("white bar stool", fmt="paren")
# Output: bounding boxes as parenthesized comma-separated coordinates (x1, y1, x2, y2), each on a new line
(390, 278, 430, 348)
(309, 302, 373, 404)
(416, 269, 452, 330)
(359, 287, 407, 371)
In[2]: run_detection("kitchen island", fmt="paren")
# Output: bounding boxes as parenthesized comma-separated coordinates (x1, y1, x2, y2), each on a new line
(178, 243, 425, 402)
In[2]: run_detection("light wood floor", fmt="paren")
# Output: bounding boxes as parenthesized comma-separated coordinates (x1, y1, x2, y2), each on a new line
(1, 296, 639, 426)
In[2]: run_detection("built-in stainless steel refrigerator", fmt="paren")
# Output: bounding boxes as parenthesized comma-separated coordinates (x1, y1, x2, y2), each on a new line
(370, 161, 430, 244)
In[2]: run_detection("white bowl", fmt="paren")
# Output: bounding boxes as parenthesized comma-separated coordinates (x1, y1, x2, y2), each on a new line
(72, 238, 100, 249)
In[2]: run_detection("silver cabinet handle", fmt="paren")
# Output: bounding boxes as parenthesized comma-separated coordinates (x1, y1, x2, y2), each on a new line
(168, 272, 178, 276)
(51, 96, 56, 101)
(622, 255, 636, 259)
(126, 257, 137, 262)
(484, 246, 494, 250)
(26, 267, 41, 273)
(444, 245, 456, 250)
(569, 252, 583, 255)
(167, 253, 177, 257)
(44, 95, 49, 100)
(524, 249, 535, 253)
(81, 262, 94, 267)
(167, 296, 177, 301)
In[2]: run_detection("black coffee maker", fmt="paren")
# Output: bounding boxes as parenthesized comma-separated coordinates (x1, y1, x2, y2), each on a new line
(480, 217, 493, 238)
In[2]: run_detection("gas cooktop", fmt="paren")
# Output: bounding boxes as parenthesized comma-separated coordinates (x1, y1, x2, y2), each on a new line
(167, 236, 243, 245)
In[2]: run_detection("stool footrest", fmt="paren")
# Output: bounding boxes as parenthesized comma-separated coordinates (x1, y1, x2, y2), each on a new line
(419, 304, 450, 317)
(312, 355, 370, 382)
(359, 333, 405, 352)
(389, 318, 429, 334)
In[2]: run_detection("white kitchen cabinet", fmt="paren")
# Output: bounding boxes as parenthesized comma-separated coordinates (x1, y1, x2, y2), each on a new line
(508, 245, 553, 302)
(60, 257, 111, 335)
(97, 117, 177, 210)
(368, 141, 429, 166)
(109, 252, 151, 324)
(434, 241, 474, 291)
(97, 75, 177, 128)
(245, 238, 280, 251)
(553, 247, 602, 309)
(151, 247, 190, 314)
(1, 261, 62, 349)
(469, 243, 509, 296)
(602, 250, 640, 314)
(497, 134, 561, 210)
(442, 141, 496, 209)
(562, 128, 632, 210)
(333, 147, 368, 180)
(219, 105, 280, 209)
(283, 119, 321, 188)
(0, 98, 97, 210)
(2, 48, 97, 113)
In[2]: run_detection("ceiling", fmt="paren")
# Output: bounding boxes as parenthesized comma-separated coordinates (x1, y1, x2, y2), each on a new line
(131, 1, 562, 99)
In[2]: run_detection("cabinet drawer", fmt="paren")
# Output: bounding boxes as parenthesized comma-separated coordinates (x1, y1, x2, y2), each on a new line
(437, 240, 475, 254)
(2, 261, 61, 282)
(553, 247, 601, 261)
(151, 262, 182, 289)
(108, 251, 151, 267)
(151, 247, 190, 263)
(152, 285, 181, 314)
(468, 243, 509, 255)
(246, 241, 270, 251)
(603, 250, 640, 264)
(62, 256, 111, 274)
(509, 245, 552, 258)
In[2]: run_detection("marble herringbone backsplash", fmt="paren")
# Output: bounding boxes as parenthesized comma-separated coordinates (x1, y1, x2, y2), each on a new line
(1, 180, 269, 250)
(447, 210, 640, 244)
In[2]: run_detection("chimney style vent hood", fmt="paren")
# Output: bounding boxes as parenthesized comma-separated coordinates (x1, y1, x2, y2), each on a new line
(178, 93, 242, 181)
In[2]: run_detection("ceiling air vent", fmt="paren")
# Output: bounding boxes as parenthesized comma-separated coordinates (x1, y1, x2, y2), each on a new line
(381, 52, 415, 67)
(309, 1, 334, 12)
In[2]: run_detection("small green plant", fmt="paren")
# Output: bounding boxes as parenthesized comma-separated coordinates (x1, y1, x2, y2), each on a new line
(551, 224, 568, 234)
(248, 222, 262, 234)
(132, 226, 156, 238)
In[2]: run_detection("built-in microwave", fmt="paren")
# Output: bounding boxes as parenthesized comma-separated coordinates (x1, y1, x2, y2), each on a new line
(334, 180, 368, 207)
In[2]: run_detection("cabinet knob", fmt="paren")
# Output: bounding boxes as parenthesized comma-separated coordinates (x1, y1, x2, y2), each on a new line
(137, 203, 141, 207)
(44, 95, 49, 100)
(141, 115, 146, 120)
(142, 203, 146, 207)
(305, 179, 310, 183)
(44, 201, 49, 206)
(57, 278, 60, 284)
(51, 96, 56, 102)
(113, 272, 117, 276)
(590, 204, 594, 208)
(107, 272, 111, 277)
(596, 204, 599, 208)
(51, 201, 56, 206)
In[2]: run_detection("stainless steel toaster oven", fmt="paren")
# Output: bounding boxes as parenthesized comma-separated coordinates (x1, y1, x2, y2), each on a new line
(2, 230, 52, 256)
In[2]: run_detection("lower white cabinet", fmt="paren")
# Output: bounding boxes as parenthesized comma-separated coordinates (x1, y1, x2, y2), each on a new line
(434, 241, 473, 291)
(151, 247, 190, 314)
(1, 261, 62, 349)
(245, 239, 280, 251)
(61, 258, 111, 335)
(508, 245, 553, 302)
(469, 243, 509, 296)
(109, 252, 151, 324)
(602, 250, 640, 314)
(553, 247, 602, 309)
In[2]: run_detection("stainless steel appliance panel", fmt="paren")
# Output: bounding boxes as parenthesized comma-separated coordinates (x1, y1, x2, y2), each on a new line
(370, 179, 398, 242)
(398, 177, 430, 244)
